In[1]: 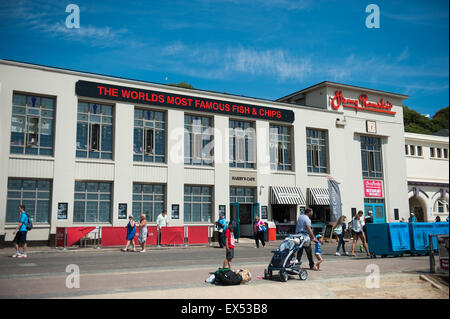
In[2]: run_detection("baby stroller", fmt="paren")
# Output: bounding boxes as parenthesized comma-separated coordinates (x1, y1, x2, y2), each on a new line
(264, 234, 309, 282)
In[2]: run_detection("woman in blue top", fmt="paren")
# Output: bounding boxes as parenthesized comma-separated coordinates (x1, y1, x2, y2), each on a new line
(122, 215, 137, 252)
(334, 216, 349, 256)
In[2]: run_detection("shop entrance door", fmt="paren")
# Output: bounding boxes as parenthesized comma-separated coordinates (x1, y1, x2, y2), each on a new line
(230, 202, 260, 239)
(364, 204, 385, 223)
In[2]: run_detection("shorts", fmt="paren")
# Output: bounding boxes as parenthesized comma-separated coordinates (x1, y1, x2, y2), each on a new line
(226, 248, 234, 260)
(13, 231, 27, 244)
(352, 230, 363, 238)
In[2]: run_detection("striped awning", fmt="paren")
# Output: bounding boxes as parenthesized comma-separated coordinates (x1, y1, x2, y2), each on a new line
(307, 188, 330, 206)
(270, 186, 306, 205)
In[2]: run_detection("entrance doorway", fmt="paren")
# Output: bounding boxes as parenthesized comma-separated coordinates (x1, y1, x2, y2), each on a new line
(364, 204, 385, 223)
(408, 197, 425, 222)
(230, 203, 260, 239)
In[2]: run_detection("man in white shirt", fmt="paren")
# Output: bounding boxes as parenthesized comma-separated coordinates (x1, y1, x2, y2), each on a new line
(156, 210, 168, 246)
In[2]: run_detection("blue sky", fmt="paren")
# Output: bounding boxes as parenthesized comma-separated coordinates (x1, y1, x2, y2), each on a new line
(0, 0, 448, 116)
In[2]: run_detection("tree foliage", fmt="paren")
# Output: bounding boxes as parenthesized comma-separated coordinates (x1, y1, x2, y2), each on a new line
(403, 106, 449, 135)
(168, 81, 194, 89)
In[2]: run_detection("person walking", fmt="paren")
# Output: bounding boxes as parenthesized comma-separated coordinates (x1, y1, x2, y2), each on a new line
(122, 215, 137, 252)
(334, 215, 349, 256)
(314, 234, 324, 270)
(137, 214, 148, 252)
(408, 212, 417, 223)
(223, 221, 235, 270)
(361, 211, 373, 251)
(215, 214, 228, 248)
(156, 210, 169, 246)
(295, 208, 318, 270)
(12, 205, 29, 258)
(351, 211, 370, 257)
(253, 216, 266, 248)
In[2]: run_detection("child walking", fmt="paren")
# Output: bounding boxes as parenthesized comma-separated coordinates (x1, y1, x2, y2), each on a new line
(223, 221, 235, 270)
(314, 234, 324, 271)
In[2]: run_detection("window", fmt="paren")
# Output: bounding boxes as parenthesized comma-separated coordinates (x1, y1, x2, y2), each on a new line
(184, 115, 213, 166)
(444, 149, 448, 159)
(436, 199, 448, 213)
(74, 182, 112, 223)
(306, 129, 328, 173)
(405, 145, 409, 155)
(132, 184, 165, 222)
(229, 120, 256, 169)
(76, 102, 113, 160)
(361, 136, 383, 178)
(409, 145, 415, 156)
(437, 148, 442, 158)
(269, 125, 292, 171)
(184, 185, 212, 222)
(230, 187, 255, 203)
(133, 109, 165, 162)
(10, 93, 55, 156)
(430, 147, 435, 158)
(6, 179, 51, 224)
(417, 146, 423, 157)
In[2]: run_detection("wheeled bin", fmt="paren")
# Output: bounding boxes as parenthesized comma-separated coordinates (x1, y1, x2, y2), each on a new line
(366, 223, 410, 258)
(409, 222, 435, 255)
(433, 222, 449, 250)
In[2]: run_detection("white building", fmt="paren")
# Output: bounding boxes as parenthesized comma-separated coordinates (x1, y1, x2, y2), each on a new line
(0, 60, 411, 245)
(405, 132, 449, 222)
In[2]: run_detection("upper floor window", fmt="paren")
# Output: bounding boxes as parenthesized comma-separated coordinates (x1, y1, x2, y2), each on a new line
(229, 120, 256, 169)
(306, 128, 328, 173)
(361, 136, 383, 178)
(76, 102, 113, 160)
(184, 115, 213, 166)
(133, 109, 165, 163)
(269, 124, 292, 171)
(10, 93, 55, 156)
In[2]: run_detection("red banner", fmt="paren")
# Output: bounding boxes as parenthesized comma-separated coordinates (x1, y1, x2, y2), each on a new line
(187, 226, 209, 244)
(160, 226, 185, 245)
(66, 227, 96, 247)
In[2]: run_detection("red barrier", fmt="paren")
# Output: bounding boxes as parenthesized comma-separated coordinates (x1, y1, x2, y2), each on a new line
(66, 227, 96, 247)
(160, 226, 185, 245)
(187, 226, 209, 244)
(146, 226, 158, 246)
(56, 227, 66, 247)
(101, 226, 158, 247)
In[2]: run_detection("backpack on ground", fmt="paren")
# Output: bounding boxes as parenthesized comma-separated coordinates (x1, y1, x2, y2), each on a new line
(26, 214, 33, 231)
(214, 268, 242, 286)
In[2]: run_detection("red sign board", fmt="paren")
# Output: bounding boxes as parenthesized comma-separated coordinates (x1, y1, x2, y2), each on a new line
(364, 180, 383, 198)
(331, 91, 396, 115)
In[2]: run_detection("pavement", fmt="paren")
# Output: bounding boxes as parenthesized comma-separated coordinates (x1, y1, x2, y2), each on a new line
(0, 238, 448, 299)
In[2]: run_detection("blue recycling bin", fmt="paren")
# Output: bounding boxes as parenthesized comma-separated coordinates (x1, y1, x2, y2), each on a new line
(409, 223, 435, 255)
(366, 223, 410, 257)
(433, 222, 449, 249)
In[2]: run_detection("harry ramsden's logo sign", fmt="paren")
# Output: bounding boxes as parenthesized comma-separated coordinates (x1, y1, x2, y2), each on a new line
(331, 91, 395, 115)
